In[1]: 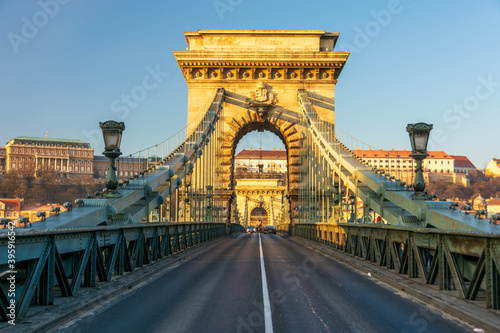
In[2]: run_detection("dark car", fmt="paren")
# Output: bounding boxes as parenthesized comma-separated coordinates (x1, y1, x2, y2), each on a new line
(261, 225, 276, 234)
(246, 226, 256, 233)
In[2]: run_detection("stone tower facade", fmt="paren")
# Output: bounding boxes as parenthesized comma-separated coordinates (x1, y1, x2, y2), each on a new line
(174, 30, 349, 224)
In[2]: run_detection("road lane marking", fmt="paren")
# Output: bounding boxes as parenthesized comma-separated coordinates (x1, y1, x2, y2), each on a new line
(259, 233, 274, 333)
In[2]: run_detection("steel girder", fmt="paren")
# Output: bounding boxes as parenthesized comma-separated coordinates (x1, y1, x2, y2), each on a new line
(295, 223, 500, 309)
(0, 222, 227, 320)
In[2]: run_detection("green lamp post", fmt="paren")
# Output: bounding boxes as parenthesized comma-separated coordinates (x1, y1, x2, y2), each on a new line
(99, 121, 125, 197)
(406, 122, 433, 200)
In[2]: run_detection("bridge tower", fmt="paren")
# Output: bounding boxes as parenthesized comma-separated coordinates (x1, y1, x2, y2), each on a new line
(174, 30, 349, 229)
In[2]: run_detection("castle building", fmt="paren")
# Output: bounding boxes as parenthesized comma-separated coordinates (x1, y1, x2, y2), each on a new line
(94, 155, 149, 180)
(4, 136, 94, 179)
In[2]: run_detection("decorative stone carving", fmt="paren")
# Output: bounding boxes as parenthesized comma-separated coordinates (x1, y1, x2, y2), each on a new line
(258, 71, 266, 79)
(210, 71, 218, 78)
(246, 82, 278, 120)
(321, 71, 329, 79)
(227, 71, 234, 78)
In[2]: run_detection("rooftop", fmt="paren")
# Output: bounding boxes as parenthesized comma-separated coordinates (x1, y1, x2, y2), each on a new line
(21, 203, 64, 211)
(235, 149, 287, 160)
(7, 136, 91, 147)
(183, 30, 339, 52)
(487, 198, 500, 206)
(0, 199, 21, 211)
(453, 155, 476, 168)
(353, 149, 453, 159)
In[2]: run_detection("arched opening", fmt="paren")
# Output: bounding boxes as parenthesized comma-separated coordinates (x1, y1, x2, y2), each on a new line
(250, 206, 267, 227)
(232, 121, 289, 227)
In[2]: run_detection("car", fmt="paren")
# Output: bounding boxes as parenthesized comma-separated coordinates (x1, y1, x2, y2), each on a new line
(246, 226, 256, 233)
(261, 225, 276, 234)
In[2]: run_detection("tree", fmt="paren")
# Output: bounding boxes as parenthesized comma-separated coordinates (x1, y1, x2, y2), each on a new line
(467, 170, 487, 185)
(0, 171, 24, 198)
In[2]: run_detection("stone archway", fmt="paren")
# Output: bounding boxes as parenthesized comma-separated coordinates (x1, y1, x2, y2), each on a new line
(174, 30, 349, 230)
(249, 205, 269, 227)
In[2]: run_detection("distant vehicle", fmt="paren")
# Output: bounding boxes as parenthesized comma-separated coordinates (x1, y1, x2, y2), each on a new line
(261, 225, 276, 234)
(246, 226, 256, 233)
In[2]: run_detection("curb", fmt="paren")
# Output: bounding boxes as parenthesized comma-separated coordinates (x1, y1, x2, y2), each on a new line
(289, 236, 500, 333)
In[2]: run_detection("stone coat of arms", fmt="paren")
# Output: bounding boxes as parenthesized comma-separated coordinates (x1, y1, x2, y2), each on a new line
(246, 82, 278, 119)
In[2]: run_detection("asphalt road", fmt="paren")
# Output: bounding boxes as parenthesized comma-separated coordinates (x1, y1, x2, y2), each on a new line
(53, 233, 475, 333)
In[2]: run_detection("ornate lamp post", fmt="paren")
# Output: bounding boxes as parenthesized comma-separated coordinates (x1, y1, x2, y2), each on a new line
(99, 121, 125, 197)
(406, 122, 433, 200)
(349, 195, 356, 222)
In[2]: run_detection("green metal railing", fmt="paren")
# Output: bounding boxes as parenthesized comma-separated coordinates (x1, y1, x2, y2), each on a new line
(0, 222, 227, 320)
(295, 223, 500, 309)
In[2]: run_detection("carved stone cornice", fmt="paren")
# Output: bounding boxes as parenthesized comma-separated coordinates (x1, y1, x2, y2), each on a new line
(174, 51, 349, 81)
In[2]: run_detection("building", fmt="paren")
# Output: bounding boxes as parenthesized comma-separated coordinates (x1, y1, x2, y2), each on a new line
(234, 148, 287, 173)
(453, 155, 477, 175)
(3, 136, 94, 179)
(472, 194, 487, 210)
(0, 198, 21, 220)
(94, 155, 149, 180)
(20, 203, 65, 223)
(353, 149, 455, 184)
(485, 159, 500, 177)
(0, 198, 66, 225)
(234, 149, 287, 226)
(486, 198, 500, 218)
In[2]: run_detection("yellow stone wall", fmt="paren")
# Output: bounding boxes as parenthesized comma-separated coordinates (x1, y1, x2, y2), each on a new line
(174, 30, 349, 225)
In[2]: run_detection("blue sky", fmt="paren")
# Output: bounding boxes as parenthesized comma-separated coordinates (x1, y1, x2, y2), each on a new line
(1, 0, 499, 168)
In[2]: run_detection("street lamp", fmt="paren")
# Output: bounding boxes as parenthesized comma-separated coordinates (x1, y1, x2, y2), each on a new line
(100, 121, 125, 197)
(349, 195, 356, 222)
(406, 122, 433, 200)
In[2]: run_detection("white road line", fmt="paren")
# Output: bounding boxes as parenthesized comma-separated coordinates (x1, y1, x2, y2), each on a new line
(259, 233, 274, 333)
